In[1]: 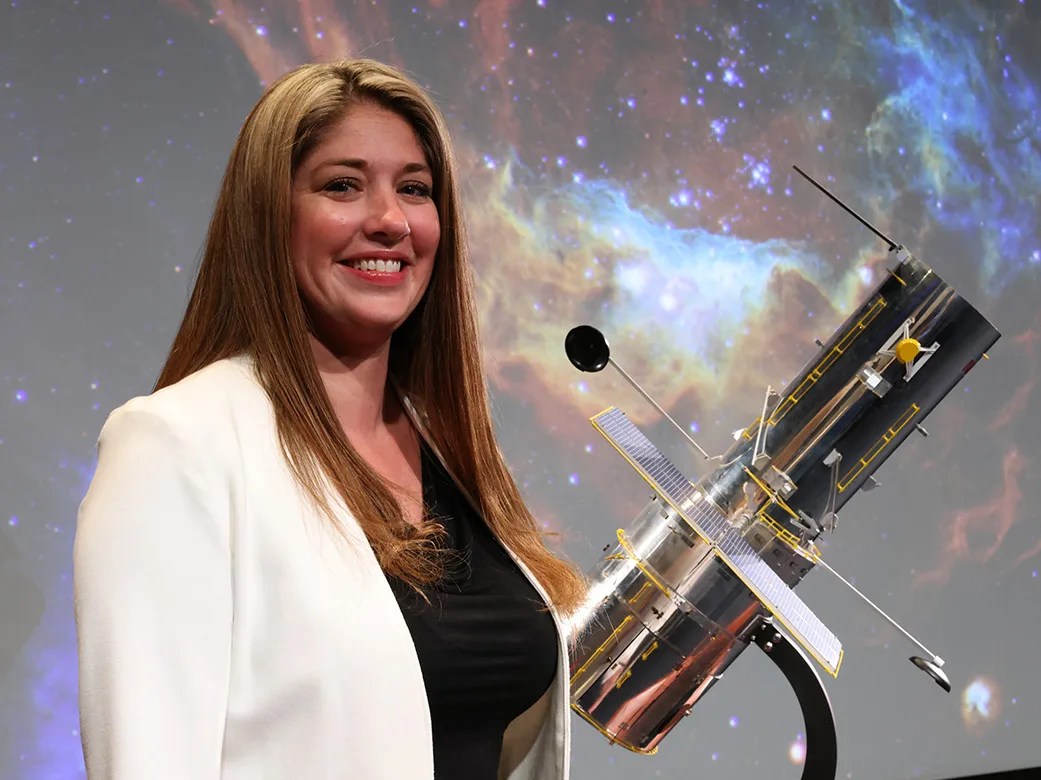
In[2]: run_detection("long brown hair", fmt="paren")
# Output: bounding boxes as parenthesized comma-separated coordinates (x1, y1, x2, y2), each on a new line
(155, 59, 585, 613)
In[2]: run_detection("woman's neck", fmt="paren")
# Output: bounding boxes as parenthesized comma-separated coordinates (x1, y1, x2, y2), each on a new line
(307, 332, 423, 524)
(307, 333, 396, 436)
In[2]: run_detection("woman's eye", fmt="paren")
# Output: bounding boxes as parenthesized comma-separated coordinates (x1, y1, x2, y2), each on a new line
(325, 178, 359, 194)
(400, 182, 433, 199)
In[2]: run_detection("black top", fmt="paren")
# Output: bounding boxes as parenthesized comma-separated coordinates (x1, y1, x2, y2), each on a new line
(386, 444, 559, 779)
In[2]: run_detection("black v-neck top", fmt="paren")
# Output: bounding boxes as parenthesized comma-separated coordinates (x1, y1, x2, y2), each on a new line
(385, 445, 559, 779)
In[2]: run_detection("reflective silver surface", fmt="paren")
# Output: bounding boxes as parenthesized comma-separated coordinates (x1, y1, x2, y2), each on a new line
(568, 249, 1000, 753)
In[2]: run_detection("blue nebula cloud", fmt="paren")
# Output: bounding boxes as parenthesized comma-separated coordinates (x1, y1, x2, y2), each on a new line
(863, 0, 1041, 293)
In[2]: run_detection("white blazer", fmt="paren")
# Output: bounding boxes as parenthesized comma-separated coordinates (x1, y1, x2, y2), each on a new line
(74, 356, 571, 779)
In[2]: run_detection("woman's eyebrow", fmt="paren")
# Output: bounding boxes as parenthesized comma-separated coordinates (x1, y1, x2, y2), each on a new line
(317, 158, 431, 175)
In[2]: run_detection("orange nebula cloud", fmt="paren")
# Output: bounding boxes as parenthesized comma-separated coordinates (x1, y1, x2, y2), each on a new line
(914, 448, 1027, 588)
(989, 317, 1039, 432)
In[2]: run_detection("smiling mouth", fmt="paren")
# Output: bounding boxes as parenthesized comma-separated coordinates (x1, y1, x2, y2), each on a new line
(343, 258, 406, 273)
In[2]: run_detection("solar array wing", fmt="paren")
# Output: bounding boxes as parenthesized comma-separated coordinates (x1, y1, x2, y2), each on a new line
(591, 406, 844, 676)
(714, 524, 844, 675)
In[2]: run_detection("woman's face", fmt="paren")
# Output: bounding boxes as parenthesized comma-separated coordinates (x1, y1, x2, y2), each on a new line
(290, 102, 440, 356)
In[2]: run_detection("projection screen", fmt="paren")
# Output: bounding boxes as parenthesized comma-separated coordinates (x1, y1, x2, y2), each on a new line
(2, 1, 1039, 778)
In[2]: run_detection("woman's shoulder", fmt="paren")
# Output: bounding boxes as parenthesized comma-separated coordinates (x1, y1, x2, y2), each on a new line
(101, 355, 269, 455)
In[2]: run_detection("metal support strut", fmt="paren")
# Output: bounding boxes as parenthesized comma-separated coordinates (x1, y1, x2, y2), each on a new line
(750, 616, 838, 780)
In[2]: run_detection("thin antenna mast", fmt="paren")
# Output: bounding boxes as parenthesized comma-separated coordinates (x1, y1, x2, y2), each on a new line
(792, 165, 900, 251)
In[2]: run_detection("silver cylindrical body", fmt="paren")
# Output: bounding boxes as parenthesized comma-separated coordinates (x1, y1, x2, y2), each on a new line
(569, 250, 999, 753)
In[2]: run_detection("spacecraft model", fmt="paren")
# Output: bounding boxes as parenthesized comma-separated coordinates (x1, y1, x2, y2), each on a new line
(564, 167, 1000, 779)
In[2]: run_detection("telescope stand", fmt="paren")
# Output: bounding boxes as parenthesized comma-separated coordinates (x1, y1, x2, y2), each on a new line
(750, 616, 838, 780)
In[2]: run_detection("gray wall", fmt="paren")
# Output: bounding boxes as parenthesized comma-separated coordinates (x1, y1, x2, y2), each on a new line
(2, 1, 1039, 778)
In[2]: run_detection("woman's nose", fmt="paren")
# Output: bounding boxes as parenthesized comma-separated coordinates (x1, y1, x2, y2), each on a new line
(363, 188, 410, 243)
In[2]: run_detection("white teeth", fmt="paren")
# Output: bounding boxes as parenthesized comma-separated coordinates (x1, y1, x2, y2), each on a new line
(350, 259, 402, 272)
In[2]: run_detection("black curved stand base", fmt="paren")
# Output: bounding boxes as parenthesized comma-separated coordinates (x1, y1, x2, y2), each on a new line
(750, 617, 838, 780)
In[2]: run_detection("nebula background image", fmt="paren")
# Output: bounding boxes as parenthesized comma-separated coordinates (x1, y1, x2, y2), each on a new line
(2, 1, 1040, 778)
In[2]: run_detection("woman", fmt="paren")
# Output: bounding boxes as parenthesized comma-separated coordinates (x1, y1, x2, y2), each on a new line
(74, 58, 585, 779)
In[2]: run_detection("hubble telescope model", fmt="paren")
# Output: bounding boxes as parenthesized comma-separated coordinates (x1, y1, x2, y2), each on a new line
(565, 167, 1000, 778)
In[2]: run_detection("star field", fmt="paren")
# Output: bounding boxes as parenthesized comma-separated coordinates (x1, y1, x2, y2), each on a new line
(1, 1, 1040, 778)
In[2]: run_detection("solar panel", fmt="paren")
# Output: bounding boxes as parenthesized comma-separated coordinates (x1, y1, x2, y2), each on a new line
(591, 406, 844, 676)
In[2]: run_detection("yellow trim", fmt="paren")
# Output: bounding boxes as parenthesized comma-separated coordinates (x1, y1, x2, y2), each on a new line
(628, 582, 654, 608)
(570, 703, 654, 754)
(756, 508, 803, 552)
(768, 297, 887, 427)
(887, 267, 907, 286)
(640, 640, 660, 661)
(569, 614, 634, 684)
(742, 416, 762, 440)
(742, 466, 799, 521)
(614, 668, 633, 689)
(838, 403, 920, 491)
(616, 530, 676, 597)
